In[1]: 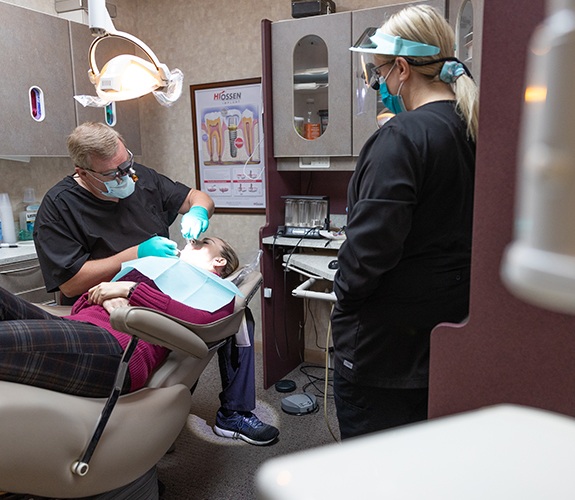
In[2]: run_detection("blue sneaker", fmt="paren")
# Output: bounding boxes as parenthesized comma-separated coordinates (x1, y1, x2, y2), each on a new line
(214, 410, 279, 445)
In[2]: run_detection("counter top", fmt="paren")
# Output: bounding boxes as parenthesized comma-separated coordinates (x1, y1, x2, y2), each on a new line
(0, 242, 38, 265)
(283, 253, 337, 281)
(262, 235, 344, 250)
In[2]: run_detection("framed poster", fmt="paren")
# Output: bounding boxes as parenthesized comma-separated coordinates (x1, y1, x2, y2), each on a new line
(190, 78, 266, 214)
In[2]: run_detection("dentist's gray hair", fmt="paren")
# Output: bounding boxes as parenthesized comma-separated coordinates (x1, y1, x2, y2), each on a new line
(67, 122, 126, 170)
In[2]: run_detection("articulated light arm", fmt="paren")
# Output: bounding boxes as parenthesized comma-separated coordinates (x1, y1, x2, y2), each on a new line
(88, 0, 115, 35)
(80, 0, 183, 106)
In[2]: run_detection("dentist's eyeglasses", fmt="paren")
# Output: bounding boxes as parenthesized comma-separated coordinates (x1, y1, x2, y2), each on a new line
(84, 149, 135, 180)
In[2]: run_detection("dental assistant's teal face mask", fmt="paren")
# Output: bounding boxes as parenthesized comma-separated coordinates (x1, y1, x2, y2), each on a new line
(378, 63, 406, 115)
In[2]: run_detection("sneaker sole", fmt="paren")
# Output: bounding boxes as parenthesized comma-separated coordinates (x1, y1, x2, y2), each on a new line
(214, 425, 277, 446)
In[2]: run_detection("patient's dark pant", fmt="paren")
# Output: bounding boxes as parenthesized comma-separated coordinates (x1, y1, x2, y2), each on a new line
(217, 307, 256, 413)
(0, 286, 127, 398)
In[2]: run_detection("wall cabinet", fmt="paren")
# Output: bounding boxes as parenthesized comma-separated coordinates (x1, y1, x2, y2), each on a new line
(272, 12, 352, 157)
(0, 2, 141, 156)
(0, 2, 76, 156)
(271, 1, 445, 163)
(448, 0, 484, 84)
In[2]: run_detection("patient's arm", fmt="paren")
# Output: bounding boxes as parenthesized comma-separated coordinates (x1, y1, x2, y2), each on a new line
(88, 281, 136, 305)
(102, 297, 130, 314)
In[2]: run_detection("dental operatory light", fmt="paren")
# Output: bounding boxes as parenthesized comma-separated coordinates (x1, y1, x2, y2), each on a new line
(501, 0, 575, 313)
(78, 0, 183, 107)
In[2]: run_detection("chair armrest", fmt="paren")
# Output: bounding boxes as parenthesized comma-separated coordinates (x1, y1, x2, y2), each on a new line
(106, 271, 261, 355)
(109, 306, 245, 357)
(110, 307, 210, 358)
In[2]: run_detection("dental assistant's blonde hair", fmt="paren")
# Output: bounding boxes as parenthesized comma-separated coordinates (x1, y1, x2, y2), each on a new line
(382, 5, 479, 141)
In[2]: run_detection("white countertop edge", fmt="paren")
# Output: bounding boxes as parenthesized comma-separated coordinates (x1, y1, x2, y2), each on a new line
(0, 243, 38, 265)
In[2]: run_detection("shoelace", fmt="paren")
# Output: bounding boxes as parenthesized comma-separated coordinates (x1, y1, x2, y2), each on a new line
(240, 414, 263, 429)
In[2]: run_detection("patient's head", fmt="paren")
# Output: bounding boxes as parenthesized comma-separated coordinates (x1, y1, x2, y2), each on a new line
(180, 237, 239, 278)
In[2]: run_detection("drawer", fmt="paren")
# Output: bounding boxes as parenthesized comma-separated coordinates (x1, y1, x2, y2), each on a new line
(0, 259, 56, 304)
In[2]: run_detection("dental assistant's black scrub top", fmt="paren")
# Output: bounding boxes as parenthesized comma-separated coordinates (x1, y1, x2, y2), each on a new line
(332, 100, 476, 390)
(34, 163, 190, 304)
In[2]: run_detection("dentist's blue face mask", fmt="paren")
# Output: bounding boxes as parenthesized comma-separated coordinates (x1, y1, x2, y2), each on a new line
(83, 148, 137, 199)
(85, 170, 136, 199)
(378, 63, 406, 115)
(101, 174, 136, 199)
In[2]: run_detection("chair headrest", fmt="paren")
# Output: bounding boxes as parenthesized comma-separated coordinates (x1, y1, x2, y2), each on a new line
(231, 270, 262, 309)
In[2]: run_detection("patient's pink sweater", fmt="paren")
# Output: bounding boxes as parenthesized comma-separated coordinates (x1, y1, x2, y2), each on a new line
(65, 279, 234, 391)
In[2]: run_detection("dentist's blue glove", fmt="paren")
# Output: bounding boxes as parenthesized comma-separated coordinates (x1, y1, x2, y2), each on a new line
(137, 236, 179, 258)
(181, 206, 209, 240)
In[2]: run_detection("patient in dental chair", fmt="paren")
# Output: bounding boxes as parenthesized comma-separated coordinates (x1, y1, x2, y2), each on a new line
(0, 236, 279, 445)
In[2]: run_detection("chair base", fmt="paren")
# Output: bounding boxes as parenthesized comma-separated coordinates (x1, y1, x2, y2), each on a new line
(0, 381, 190, 498)
(0, 467, 159, 500)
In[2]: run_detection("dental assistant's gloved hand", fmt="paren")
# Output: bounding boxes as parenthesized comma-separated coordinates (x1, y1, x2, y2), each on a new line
(181, 206, 209, 240)
(137, 236, 179, 258)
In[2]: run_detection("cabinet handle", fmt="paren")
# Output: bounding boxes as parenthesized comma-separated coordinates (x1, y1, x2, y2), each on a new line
(0, 263, 40, 274)
(15, 285, 47, 295)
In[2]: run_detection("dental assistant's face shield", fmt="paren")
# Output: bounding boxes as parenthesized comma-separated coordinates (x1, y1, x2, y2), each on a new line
(351, 28, 440, 116)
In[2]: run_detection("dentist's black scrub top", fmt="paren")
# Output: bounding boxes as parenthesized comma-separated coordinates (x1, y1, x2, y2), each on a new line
(34, 163, 190, 303)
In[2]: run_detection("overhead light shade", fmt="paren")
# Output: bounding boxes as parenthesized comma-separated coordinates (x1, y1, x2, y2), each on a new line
(92, 54, 166, 101)
(84, 0, 182, 106)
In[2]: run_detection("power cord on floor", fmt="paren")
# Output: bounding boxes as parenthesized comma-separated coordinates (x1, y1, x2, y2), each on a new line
(323, 304, 340, 443)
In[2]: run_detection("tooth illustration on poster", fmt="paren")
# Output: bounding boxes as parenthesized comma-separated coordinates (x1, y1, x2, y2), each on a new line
(192, 79, 266, 211)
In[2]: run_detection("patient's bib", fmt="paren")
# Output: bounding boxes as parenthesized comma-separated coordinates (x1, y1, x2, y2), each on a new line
(113, 257, 242, 312)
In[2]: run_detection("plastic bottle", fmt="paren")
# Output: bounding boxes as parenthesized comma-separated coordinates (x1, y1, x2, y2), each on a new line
(304, 98, 321, 140)
(18, 187, 39, 241)
(0, 193, 17, 244)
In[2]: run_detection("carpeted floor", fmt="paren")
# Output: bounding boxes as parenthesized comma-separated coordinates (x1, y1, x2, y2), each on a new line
(157, 353, 340, 500)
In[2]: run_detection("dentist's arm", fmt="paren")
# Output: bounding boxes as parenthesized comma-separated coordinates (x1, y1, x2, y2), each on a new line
(179, 189, 215, 240)
(59, 246, 139, 299)
(59, 236, 178, 298)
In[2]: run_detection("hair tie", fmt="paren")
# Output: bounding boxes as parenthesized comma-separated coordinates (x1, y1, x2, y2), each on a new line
(440, 60, 466, 83)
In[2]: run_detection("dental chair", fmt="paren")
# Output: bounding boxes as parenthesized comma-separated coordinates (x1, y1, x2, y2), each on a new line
(0, 267, 262, 499)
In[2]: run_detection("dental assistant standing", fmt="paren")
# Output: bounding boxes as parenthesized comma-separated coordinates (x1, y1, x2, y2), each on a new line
(331, 5, 479, 439)
(34, 122, 213, 305)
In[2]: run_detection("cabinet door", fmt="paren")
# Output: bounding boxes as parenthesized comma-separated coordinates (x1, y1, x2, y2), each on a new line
(0, 3, 76, 156)
(0, 259, 55, 304)
(272, 12, 352, 157)
(448, 0, 483, 83)
(69, 22, 142, 155)
(351, 1, 447, 156)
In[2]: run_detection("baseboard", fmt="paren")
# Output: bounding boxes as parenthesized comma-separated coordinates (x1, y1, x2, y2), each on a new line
(253, 340, 328, 367)
(304, 348, 327, 366)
